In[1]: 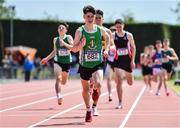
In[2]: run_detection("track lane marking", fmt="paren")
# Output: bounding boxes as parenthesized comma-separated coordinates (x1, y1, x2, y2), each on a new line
(119, 86, 146, 128)
(28, 89, 116, 128)
(0, 90, 52, 101)
(0, 90, 82, 113)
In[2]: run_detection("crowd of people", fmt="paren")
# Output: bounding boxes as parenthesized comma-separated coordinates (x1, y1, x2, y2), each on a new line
(1, 53, 53, 81)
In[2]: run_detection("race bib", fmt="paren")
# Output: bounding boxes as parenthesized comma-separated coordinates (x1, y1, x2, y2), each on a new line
(117, 48, 128, 56)
(58, 48, 70, 56)
(153, 68, 162, 75)
(85, 51, 100, 62)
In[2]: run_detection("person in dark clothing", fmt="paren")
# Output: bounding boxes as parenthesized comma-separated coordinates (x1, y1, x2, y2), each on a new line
(113, 19, 136, 109)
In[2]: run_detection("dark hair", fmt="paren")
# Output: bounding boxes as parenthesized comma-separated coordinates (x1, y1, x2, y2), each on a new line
(83, 5, 95, 15)
(155, 40, 162, 44)
(115, 19, 124, 24)
(59, 22, 69, 29)
(96, 9, 104, 16)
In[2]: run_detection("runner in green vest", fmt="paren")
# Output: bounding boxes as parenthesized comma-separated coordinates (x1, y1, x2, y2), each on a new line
(162, 38, 178, 80)
(40, 23, 73, 105)
(161, 38, 178, 96)
(62, 5, 110, 122)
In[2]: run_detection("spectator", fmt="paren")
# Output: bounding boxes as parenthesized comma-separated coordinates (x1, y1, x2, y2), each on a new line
(23, 54, 35, 82)
(2, 54, 11, 78)
(34, 57, 41, 79)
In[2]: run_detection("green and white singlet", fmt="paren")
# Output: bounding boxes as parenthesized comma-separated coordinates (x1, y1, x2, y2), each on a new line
(79, 25, 103, 68)
(162, 49, 173, 64)
(54, 35, 72, 64)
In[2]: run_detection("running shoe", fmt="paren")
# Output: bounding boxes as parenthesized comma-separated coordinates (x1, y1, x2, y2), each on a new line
(57, 98, 63, 105)
(85, 111, 92, 122)
(116, 102, 123, 109)
(115, 104, 123, 109)
(166, 92, 170, 96)
(92, 107, 99, 116)
(149, 90, 153, 93)
(92, 89, 99, 102)
(108, 96, 112, 102)
(155, 92, 161, 96)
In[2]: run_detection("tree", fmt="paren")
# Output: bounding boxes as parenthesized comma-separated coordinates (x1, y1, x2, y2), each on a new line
(0, 21, 3, 64)
(171, 2, 180, 23)
(122, 10, 136, 24)
(0, 0, 16, 62)
(42, 11, 60, 21)
(0, 0, 16, 19)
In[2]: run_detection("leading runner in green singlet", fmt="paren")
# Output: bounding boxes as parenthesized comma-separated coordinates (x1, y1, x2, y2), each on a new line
(62, 5, 110, 122)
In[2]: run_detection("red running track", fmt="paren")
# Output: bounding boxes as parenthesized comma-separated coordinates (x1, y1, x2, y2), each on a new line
(0, 79, 179, 128)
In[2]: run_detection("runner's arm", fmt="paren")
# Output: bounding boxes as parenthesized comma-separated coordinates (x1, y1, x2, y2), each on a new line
(169, 48, 179, 61)
(60, 35, 74, 50)
(62, 29, 85, 53)
(107, 29, 116, 53)
(140, 53, 144, 65)
(40, 38, 56, 64)
(101, 27, 110, 58)
(101, 28, 110, 52)
(128, 33, 136, 62)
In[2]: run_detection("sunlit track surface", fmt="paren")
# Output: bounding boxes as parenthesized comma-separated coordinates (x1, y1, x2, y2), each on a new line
(0, 79, 179, 128)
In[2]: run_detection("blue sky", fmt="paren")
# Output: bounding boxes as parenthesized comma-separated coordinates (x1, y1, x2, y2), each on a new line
(5, 0, 180, 24)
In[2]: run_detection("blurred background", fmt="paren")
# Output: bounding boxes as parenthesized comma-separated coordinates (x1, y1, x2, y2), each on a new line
(0, 0, 180, 82)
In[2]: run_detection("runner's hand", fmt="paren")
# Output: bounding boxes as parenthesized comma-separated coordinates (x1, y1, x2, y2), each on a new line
(40, 58, 48, 65)
(103, 50, 109, 58)
(131, 60, 135, 69)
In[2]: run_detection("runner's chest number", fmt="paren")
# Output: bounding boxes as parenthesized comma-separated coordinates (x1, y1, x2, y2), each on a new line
(117, 48, 128, 56)
(85, 51, 100, 62)
(58, 49, 69, 56)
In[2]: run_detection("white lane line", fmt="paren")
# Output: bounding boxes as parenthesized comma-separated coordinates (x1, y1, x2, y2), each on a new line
(28, 103, 84, 128)
(0, 86, 50, 95)
(0, 84, 79, 96)
(28, 89, 116, 128)
(0, 90, 52, 101)
(119, 86, 146, 128)
(0, 90, 81, 113)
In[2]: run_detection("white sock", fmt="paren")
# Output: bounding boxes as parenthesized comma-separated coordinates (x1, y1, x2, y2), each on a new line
(109, 93, 112, 97)
(57, 93, 62, 99)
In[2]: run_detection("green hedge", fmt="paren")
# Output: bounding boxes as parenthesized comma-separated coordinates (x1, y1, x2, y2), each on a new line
(1, 20, 180, 63)
(169, 25, 180, 58)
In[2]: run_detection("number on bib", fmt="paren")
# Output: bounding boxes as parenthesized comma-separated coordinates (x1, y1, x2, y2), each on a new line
(58, 49, 69, 56)
(85, 51, 100, 62)
(117, 48, 128, 56)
